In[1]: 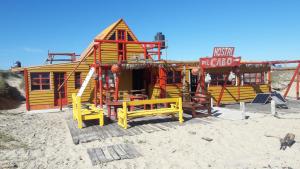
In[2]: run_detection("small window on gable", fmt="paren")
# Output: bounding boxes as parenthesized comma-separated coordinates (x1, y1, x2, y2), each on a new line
(31, 72, 50, 90)
(108, 32, 116, 40)
(75, 72, 81, 89)
(117, 30, 126, 40)
(127, 33, 134, 41)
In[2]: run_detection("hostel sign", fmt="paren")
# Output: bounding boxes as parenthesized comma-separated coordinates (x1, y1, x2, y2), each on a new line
(200, 47, 240, 68)
(213, 47, 235, 57)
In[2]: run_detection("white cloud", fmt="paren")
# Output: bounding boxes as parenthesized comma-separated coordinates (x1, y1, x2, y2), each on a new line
(23, 47, 44, 53)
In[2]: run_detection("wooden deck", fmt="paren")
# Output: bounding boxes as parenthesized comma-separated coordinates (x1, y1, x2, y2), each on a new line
(66, 111, 216, 145)
(87, 144, 142, 165)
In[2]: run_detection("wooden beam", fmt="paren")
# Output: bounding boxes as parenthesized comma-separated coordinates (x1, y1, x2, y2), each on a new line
(217, 73, 229, 106)
(284, 63, 300, 98)
(24, 69, 30, 111)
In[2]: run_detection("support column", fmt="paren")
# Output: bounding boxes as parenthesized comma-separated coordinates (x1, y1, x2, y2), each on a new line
(159, 66, 166, 98)
(24, 69, 30, 111)
(114, 74, 120, 101)
(157, 42, 161, 60)
(284, 63, 300, 98)
(297, 70, 299, 100)
(237, 72, 241, 102)
(182, 65, 186, 100)
(217, 72, 229, 106)
(93, 45, 98, 106)
(267, 67, 272, 92)
(98, 43, 103, 107)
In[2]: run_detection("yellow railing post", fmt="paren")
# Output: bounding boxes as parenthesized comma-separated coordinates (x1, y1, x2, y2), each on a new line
(178, 97, 184, 124)
(123, 101, 128, 129)
(72, 93, 76, 120)
(77, 96, 83, 129)
(99, 113, 104, 126)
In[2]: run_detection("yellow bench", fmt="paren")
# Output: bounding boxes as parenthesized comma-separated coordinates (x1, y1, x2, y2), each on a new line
(72, 93, 104, 129)
(118, 98, 184, 129)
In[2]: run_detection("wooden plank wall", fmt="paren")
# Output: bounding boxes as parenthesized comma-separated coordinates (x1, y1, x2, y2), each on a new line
(84, 22, 144, 65)
(148, 69, 190, 99)
(27, 62, 92, 109)
(208, 84, 270, 103)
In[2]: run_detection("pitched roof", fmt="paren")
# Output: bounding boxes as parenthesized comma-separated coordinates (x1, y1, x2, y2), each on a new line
(78, 19, 123, 61)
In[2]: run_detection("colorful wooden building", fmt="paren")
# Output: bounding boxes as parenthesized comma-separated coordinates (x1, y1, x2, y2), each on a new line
(13, 19, 194, 111)
(197, 47, 271, 105)
(12, 20, 278, 111)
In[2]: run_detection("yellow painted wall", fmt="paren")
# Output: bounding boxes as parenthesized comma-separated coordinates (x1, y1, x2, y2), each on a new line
(84, 21, 144, 65)
(208, 84, 270, 104)
(27, 62, 92, 108)
(149, 68, 190, 99)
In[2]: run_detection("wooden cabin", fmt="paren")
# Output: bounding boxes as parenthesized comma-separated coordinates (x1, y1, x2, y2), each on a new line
(197, 47, 271, 105)
(13, 19, 195, 111)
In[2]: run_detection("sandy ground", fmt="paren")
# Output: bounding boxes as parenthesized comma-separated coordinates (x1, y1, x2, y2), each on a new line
(1, 103, 300, 169)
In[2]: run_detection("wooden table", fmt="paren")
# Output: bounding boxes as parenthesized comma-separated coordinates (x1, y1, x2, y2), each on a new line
(106, 100, 123, 120)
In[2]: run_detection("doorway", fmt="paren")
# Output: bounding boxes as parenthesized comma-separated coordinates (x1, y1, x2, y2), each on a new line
(132, 69, 146, 91)
(54, 72, 67, 106)
(190, 71, 198, 95)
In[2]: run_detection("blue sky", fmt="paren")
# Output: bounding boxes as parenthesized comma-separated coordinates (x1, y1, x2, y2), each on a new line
(0, 0, 300, 69)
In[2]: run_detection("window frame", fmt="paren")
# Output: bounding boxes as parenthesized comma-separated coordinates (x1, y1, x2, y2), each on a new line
(30, 72, 50, 91)
(167, 70, 182, 84)
(209, 73, 235, 86)
(117, 29, 126, 41)
(243, 72, 265, 85)
(74, 72, 82, 89)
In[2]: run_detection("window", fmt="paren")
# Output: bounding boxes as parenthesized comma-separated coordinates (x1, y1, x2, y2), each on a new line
(127, 33, 134, 41)
(117, 30, 126, 40)
(210, 74, 225, 86)
(75, 72, 81, 89)
(167, 71, 181, 84)
(209, 73, 235, 86)
(31, 73, 50, 90)
(108, 32, 116, 40)
(243, 73, 264, 84)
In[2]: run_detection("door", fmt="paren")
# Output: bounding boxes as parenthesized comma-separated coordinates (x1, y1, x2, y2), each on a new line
(190, 71, 198, 96)
(132, 69, 146, 90)
(54, 72, 67, 106)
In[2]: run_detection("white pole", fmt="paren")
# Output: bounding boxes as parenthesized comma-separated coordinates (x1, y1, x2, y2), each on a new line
(211, 97, 214, 108)
(240, 102, 245, 119)
(77, 67, 95, 97)
(271, 100, 277, 116)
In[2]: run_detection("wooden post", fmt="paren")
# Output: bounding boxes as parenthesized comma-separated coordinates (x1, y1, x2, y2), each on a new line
(267, 67, 272, 92)
(297, 69, 299, 100)
(159, 67, 166, 98)
(99, 66, 103, 107)
(59, 91, 62, 111)
(157, 42, 161, 60)
(182, 65, 186, 100)
(105, 69, 109, 89)
(284, 63, 300, 98)
(217, 73, 229, 106)
(93, 45, 98, 106)
(143, 44, 147, 59)
(24, 69, 30, 111)
(98, 43, 103, 107)
(114, 74, 120, 101)
(237, 72, 241, 102)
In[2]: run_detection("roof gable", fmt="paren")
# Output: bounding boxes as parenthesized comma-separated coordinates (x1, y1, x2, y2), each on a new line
(79, 19, 139, 61)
